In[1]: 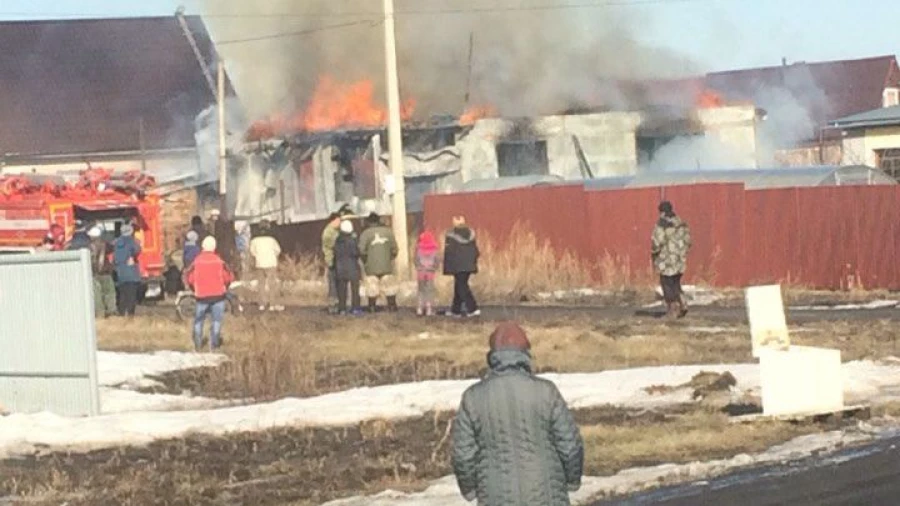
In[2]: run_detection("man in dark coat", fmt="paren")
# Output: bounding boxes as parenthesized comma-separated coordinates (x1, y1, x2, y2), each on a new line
(333, 220, 363, 315)
(452, 322, 584, 506)
(443, 215, 480, 317)
(113, 223, 142, 317)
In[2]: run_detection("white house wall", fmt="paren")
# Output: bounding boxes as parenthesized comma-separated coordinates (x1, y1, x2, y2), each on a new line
(696, 106, 759, 168)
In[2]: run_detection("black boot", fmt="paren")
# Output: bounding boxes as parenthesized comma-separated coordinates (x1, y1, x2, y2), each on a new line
(368, 298, 378, 313)
(387, 296, 398, 313)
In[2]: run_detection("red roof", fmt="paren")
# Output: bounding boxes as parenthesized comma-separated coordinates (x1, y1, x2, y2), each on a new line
(0, 16, 233, 157)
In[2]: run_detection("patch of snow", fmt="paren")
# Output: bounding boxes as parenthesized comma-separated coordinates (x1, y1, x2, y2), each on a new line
(686, 326, 735, 334)
(322, 429, 881, 506)
(2, 360, 900, 458)
(645, 285, 723, 308)
(535, 288, 602, 301)
(100, 388, 229, 414)
(97, 351, 227, 388)
(790, 300, 898, 311)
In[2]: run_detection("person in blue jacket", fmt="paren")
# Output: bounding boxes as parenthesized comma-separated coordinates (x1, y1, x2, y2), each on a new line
(114, 222, 142, 317)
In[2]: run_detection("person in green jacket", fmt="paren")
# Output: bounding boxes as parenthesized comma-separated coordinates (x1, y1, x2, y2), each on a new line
(358, 213, 399, 312)
(452, 322, 584, 506)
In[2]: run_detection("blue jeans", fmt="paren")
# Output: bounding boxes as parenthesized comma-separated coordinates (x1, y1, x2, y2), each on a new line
(193, 299, 226, 350)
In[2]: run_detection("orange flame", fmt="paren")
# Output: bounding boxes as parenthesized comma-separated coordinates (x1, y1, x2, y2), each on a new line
(696, 89, 725, 109)
(247, 76, 417, 140)
(459, 104, 498, 125)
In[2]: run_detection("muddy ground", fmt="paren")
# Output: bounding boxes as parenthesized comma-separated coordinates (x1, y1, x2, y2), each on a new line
(0, 405, 782, 506)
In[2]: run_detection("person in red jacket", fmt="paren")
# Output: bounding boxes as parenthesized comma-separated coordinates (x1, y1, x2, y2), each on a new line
(183, 236, 233, 352)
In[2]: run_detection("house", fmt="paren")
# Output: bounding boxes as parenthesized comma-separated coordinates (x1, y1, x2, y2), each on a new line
(228, 104, 763, 224)
(0, 15, 233, 251)
(615, 56, 900, 167)
(831, 105, 900, 180)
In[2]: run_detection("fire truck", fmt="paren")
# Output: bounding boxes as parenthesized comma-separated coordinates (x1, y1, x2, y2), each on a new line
(0, 168, 165, 299)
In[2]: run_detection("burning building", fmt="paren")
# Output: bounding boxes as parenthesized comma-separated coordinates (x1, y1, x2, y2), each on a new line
(222, 78, 764, 225)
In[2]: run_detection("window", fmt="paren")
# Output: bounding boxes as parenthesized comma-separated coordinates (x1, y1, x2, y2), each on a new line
(883, 87, 899, 108)
(877, 148, 900, 180)
(496, 141, 549, 177)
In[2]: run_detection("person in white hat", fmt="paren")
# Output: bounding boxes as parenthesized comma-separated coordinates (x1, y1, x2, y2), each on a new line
(183, 236, 234, 351)
(333, 220, 363, 315)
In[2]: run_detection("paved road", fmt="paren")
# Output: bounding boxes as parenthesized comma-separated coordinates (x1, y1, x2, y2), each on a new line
(147, 302, 900, 325)
(594, 436, 900, 505)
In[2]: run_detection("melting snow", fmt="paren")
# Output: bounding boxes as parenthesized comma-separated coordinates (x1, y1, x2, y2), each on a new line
(2, 360, 900, 459)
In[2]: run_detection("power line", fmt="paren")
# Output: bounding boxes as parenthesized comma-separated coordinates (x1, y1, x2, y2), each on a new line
(214, 20, 381, 45)
(0, 0, 719, 21)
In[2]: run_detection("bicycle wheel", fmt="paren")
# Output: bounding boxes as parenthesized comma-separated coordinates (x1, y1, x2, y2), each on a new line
(176, 294, 197, 321)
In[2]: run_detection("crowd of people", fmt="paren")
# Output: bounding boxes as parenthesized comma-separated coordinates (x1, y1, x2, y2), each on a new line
(320, 211, 482, 317)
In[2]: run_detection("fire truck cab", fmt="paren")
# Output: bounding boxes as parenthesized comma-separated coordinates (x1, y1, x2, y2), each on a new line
(0, 169, 165, 300)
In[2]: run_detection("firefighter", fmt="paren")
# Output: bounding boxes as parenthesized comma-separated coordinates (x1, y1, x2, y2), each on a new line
(67, 220, 92, 250)
(89, 225, 116, 318)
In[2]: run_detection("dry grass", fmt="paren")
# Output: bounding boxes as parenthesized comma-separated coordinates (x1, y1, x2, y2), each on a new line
(97, 311, 900, 401)
(582, 408, 820, 476)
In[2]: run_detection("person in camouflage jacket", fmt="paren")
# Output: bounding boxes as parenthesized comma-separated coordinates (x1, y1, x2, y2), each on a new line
(452, 322, 584, 506)
(651, 201, 692, 318)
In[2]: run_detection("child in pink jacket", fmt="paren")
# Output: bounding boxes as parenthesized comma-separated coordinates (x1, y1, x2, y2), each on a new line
(414, 231, 441, 316)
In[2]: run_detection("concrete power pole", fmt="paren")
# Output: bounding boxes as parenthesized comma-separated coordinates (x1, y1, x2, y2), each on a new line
(383, 0, 410, 273)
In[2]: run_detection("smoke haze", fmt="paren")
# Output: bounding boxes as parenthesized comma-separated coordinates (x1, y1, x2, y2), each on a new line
(200, 0, 700, 120)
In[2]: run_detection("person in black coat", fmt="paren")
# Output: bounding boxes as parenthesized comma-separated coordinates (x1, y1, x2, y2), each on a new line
(333, 219, 363, 315)
(443, 215, 480, 317)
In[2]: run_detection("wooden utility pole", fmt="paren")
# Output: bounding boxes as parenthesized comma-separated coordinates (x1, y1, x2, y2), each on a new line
(217, 60, 227, 198)
(383, 0, 410, 272)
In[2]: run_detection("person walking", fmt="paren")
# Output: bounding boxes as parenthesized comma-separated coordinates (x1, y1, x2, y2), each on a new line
(452, 322, 584, 506)
(88, 225, 116, 318)
(249, 220, 284, 312)
(651, 201, 692, 319)
(183, 236, 234, 352)
(443, 216, 480, 317)
(321, 212, 342, 310)
(113, 222, 142, 317)
(414, 230, 440, 316)
(359, 213, 399, 312)
(333, 220, 363, 315)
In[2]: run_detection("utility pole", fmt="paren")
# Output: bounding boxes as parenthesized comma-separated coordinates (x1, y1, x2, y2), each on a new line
(383, 0, 410, 273)
(217, 60, 227, 198)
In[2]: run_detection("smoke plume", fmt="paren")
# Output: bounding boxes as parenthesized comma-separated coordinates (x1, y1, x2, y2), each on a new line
(200, 0, 698, 120)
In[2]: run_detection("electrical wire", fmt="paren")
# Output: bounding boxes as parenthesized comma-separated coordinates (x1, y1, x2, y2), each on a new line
(0, 0, 721, 21)
(214, 20, 382, 45)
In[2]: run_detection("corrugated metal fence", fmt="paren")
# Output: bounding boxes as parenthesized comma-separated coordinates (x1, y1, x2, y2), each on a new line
(0, 250, 100, 416)
(424, 183, 900, 290)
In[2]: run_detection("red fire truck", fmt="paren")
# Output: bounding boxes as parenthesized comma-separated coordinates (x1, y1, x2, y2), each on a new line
(0, 168, 165, 299)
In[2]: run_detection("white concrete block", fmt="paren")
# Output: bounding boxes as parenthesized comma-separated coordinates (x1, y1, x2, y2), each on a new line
(745, 285, 790, 358)
(759, 345, 844, 416)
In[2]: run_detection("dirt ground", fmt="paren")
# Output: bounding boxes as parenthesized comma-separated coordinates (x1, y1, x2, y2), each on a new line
(0, 404, 838, 506)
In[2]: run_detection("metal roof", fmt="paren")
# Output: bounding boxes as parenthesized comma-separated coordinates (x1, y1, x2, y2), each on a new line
(584, 166, 896, 190)
(831, 105, 900, 129)
(459, 175, 566, 193)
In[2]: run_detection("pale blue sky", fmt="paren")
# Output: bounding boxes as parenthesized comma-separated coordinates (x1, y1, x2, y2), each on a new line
(0, 0, 895, 73)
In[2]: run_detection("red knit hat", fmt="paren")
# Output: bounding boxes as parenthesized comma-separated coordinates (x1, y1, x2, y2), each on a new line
(489, 322, 531, 351)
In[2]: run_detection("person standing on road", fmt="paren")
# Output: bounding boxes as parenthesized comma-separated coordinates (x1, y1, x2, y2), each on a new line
(452, 322, 584, 506)
(113, 223, 142, 317)
(444, 216, 480, 317)
(333, 219, 363, 315)
(250, 220, 284, 312)
(88, 225, 116, 318)
(183, 236, 234, 352)
(321, 212, 342, 311)
(651, 201, 692, 319)
(415, 230, 440, 316)
(359, 213, 399, 313)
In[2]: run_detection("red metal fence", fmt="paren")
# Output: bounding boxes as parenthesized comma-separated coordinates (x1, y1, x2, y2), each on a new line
(424, 183, 900, 290)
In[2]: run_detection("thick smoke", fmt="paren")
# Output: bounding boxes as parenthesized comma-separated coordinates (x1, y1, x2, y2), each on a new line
(200, 0, 698, 120)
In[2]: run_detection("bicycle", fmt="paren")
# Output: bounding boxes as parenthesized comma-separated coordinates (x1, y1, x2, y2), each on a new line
(174, 282, 244, 321)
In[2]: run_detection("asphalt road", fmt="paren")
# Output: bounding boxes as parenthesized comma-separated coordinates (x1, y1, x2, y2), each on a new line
(595, 436, 900, 506)
(145, 302, 900, 325)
